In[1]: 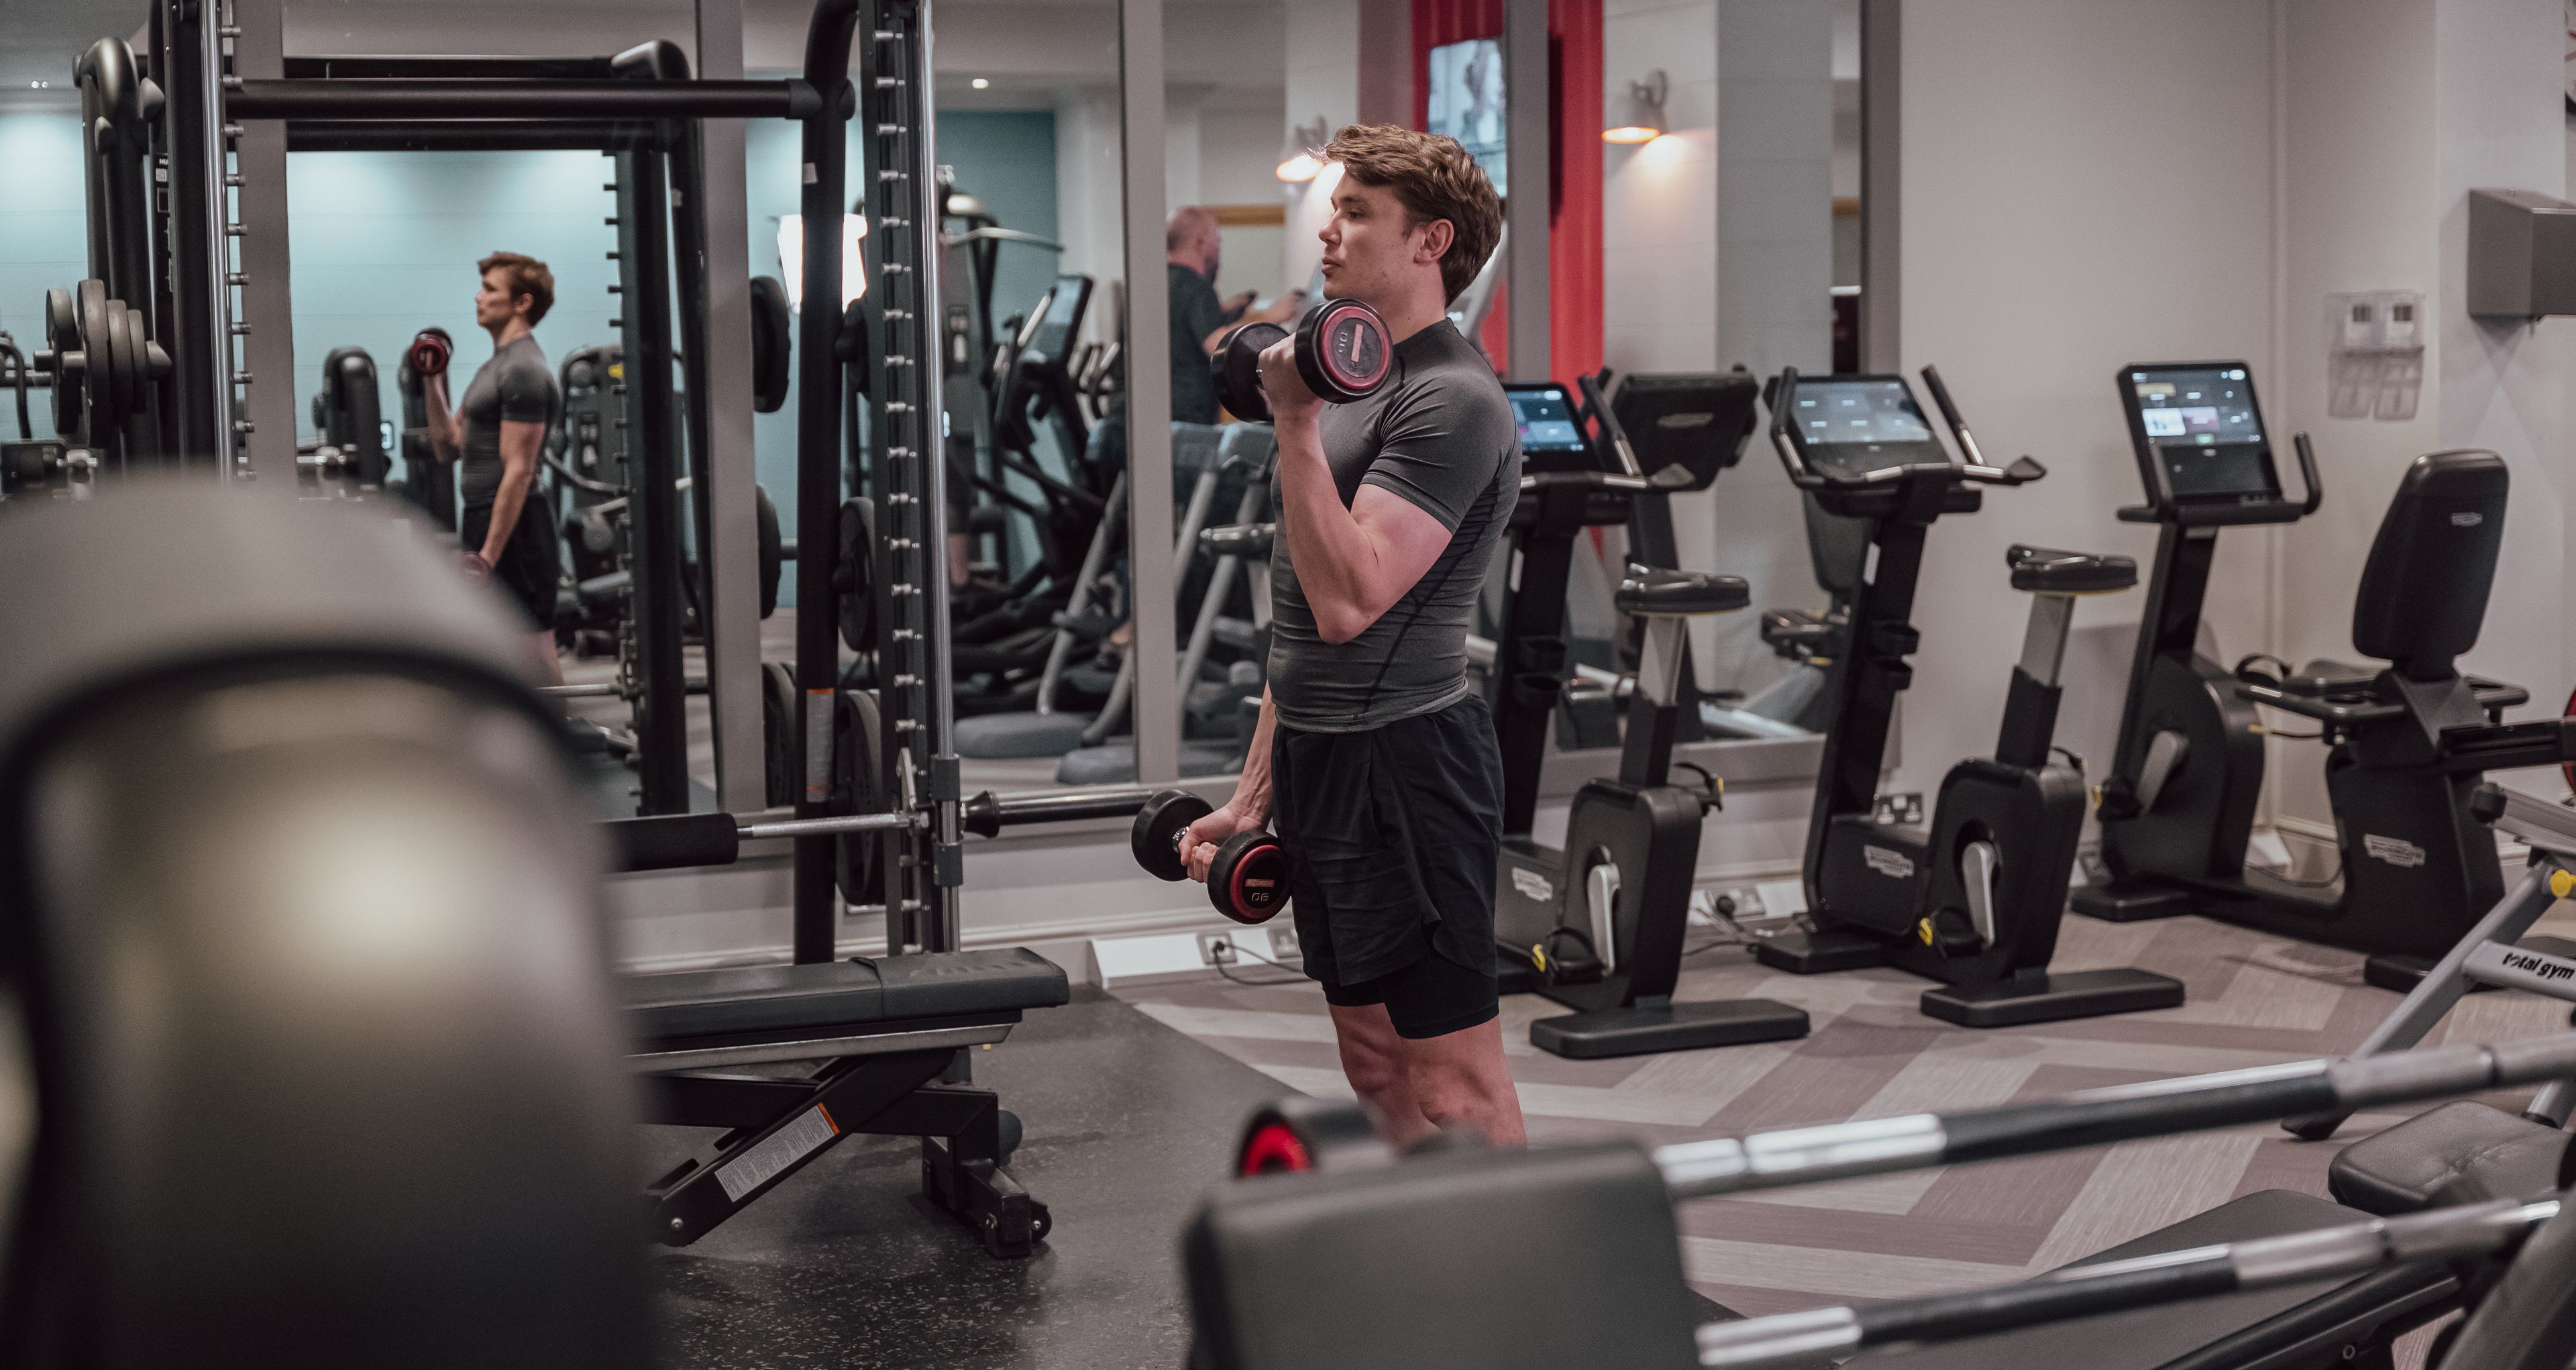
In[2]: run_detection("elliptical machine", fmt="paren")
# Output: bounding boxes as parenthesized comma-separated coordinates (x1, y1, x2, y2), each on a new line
(2076, 360, 2576, 978)
(1751, 366, 2184, 1026)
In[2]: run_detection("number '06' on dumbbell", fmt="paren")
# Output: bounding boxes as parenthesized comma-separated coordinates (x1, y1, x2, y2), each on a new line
(1209, 297, 1393, 424)
(1132, 790, 1291, 925)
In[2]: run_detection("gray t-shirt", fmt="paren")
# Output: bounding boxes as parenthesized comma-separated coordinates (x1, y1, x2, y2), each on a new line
(1267, 319, 1521, 733)
(458, 334, 561, 508)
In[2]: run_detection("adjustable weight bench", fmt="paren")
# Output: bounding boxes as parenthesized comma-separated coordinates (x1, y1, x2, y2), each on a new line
(625, 947, 1070, 1257)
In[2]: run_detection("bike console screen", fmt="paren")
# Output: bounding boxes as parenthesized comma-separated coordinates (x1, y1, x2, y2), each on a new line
(1782, 376, 1949, 474)
(2118, 363, 2278, 504)
(1505, 383, 1597, 472)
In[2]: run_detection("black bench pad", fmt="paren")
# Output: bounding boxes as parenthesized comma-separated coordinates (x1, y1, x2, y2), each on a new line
(2329, 1100, 2572, 1216)
(1851, 1190, 2451, 1369)
(623, 948, 1070, 1044)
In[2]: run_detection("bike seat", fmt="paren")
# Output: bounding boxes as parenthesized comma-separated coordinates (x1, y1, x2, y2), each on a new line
(2283, 658, 2379, 697)
(2005, 544, 2137, 594)
(1615, 567, 1750, 617)
(1760, 608, 1838, 650)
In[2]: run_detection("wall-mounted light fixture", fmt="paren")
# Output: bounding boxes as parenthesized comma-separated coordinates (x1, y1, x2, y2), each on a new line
(1603, 70, 1669, 144)
(773, 213, 869, 312)
(970, 77, 989, 89)
(1277, 116, 1332, 182)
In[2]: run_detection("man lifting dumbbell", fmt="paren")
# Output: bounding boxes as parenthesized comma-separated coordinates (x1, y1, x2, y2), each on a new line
(1181, 125, 1525, 1149)
(420, 251, 565, 684)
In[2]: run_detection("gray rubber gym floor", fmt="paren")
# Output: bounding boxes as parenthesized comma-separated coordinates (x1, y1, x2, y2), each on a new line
(643, 986, 1282, 1369)
(1119, 904, 2576, 1369)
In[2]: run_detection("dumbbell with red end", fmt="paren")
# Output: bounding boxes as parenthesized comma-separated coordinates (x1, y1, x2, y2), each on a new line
(406, 327, 453, 380)
(1208, 297, 1394, 424)
(1131, 789, 1292, 925)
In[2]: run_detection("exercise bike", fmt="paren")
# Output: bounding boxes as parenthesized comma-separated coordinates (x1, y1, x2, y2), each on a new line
(2072, 362, 2574, 974)
(1750, 366, 2183, 1026)
(1488, 380, 1809, 1059)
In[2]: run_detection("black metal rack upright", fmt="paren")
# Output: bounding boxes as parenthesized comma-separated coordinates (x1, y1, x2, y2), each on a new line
(132, 0, 955, 962)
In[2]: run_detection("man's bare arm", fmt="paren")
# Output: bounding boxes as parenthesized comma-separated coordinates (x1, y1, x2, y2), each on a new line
(1271, 417, 1451, 644)
(477, 419, 547, 563)
(423, 374, 462, 464)
(1185, 686, 1279, 882)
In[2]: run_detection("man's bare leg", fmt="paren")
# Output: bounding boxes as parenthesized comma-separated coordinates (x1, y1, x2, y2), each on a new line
(1399, 1016, 1524, 1145)
(1327, 1002, 1437, 1148)
(529, 629, 564, 686)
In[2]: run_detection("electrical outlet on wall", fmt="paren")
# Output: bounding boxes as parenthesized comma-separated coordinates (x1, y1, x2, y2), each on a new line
(1197, 931, 1238, 967)
(1266, 922, 1301, 959)
(1872, 792, 1926, 827)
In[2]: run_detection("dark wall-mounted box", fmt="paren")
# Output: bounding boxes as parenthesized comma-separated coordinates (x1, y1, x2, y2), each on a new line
(2467, 188, 2576, 321)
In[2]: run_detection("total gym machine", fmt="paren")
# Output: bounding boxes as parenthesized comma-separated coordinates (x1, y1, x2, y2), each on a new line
(1491, 380, 1809, 1059)
(1751, 366, 2183, 1026)
(2073, 362, 2576, 977)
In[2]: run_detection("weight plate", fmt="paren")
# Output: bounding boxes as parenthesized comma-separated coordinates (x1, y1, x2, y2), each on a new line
(42, 288, 74, 435)
(833, 688, 883, 906)
(748, 275, 791, 413)
(755, 484, 783, 619)
(45, 286, 74, 355)
(835, 496, 877, 652)
(108, 302, 139, 417)
(761, 661, 798, 808)
(76, 280, 110, 436)
(1297, 299, 1391, 403)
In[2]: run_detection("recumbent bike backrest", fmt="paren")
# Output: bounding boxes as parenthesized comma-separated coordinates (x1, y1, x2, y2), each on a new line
(2351, 448, 2507, 681)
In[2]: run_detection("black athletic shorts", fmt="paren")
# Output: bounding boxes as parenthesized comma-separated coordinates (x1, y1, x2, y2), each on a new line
(1271, 692, 1503, 1040)
(460, 498, 562, 632)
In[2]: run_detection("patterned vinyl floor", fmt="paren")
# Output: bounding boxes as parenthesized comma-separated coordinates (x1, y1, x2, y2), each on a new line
(1114, 899, 2576, 1325)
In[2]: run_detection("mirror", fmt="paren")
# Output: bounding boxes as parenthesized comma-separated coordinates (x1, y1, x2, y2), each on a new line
(931, 1, 1146, 792)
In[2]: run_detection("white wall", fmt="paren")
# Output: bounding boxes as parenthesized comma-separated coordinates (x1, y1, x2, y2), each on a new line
(1281, 0, 1359, 293)
(2264, 0, 2573, 827)
(1603, 2, 1725, 670)
(2428, 0, 2571, 721)
(1891, 0, 2277, 800)
(1199, 104, 1291, 301)
(1053, 88, 1128, 345)
(1709, 0, 1841, 716)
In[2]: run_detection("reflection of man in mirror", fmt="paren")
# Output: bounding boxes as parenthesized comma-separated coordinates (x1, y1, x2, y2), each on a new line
(1462, 42, 1503, 150)
(1182, 126, 1525, 1150)
(1169, 206, 1302, 425)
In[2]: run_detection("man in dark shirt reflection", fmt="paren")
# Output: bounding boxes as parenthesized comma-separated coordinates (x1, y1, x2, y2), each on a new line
(1167, 205, 1301, 425)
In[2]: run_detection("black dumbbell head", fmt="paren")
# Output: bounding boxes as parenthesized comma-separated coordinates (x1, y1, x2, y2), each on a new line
(1212, 321, 1289, 424)
(1208, 830, 1288, 924)
(1133, 790, 1214, 882)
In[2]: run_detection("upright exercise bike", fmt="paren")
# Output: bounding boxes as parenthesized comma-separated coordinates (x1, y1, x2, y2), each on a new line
(1489, 380, 1809, 1058)
(2073, 361, 2576, 980)
(1752, 366, 2184, 1026)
